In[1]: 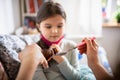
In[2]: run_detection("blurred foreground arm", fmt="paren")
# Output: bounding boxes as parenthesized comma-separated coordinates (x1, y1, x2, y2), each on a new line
(16, 44, 48, 80)
(78, 38, 113, 80)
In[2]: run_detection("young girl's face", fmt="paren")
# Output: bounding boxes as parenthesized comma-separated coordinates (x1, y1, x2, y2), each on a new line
(38, 15, 65, 42)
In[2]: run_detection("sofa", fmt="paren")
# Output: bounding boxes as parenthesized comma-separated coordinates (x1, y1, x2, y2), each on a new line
(0, 34, 40, 80)
(0, 34, 112, 80)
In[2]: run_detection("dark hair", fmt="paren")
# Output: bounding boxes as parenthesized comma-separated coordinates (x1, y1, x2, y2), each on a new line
(36, 1, 66, 24)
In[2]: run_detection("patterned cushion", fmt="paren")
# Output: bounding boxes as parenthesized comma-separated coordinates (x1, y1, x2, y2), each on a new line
(79, 65, 96, 80)
(0, 34, 40, 80)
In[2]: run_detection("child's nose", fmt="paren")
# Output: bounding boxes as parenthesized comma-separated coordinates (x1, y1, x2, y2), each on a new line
(52, 28, 58, 33)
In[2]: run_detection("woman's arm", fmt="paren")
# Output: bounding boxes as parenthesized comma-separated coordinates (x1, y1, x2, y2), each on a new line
(16, 57, 39, 80)
(87, 39, 113, 80)
(78, 38, 113, 80)
(16, 44, 48, 80)
(88, 62, 113, 80)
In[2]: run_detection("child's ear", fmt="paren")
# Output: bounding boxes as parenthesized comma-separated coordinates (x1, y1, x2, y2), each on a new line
(36, 23, 41, 33)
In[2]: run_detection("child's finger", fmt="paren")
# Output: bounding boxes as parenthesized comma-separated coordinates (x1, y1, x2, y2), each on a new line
(50, 44, 61, 52)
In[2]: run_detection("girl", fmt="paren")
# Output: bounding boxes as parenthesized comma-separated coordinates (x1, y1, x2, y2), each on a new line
(17, 1, 112, 80)
(34, 1, 81, 80)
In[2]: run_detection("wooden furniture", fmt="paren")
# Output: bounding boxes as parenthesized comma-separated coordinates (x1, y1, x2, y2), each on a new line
(103, 22, 120, 28)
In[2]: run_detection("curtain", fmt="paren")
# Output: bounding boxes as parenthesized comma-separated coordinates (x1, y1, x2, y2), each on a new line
(0, 0, 20, 34)
(54, 0, 102, 38)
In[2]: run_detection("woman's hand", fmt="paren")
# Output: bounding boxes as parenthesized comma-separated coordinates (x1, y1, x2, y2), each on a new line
(17, 44, 48, 80)
(78, 38, 113, 80)
(19, 43, 48, 68)
(77, 38, 99, 64)
(85, 38, 99, 64)
(50, 44, 65, 63)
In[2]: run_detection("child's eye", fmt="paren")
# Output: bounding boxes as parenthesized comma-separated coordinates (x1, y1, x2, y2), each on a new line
(57, 25, 63, 28)
(46, 26, 52, 29)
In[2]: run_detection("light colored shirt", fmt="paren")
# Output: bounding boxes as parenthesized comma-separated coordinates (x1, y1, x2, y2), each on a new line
(33, 39, 81, 80)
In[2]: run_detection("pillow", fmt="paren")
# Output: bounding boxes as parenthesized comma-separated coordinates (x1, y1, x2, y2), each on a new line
(0, 34, 39, 80)
(0, 35, 26, 80)
(79, 65, 96, 80)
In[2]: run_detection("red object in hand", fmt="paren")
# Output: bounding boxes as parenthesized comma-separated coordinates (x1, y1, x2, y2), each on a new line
(77, 37, 96, 54)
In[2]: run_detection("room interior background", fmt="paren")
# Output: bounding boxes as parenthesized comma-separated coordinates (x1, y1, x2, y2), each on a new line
(0, 0, 120, 72)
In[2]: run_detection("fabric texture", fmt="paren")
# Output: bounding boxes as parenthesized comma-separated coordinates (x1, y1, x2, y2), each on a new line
(0, 34, 96, 80)
(0, 34, 39, 80)
(79, 65, 96, 80)
(33, 39, 96, 80)
(33, 39, 81, 80)
(41, 34, 64, 46)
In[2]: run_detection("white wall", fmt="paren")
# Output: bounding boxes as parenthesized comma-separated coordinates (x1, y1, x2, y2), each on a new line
(54, 0, 102, 38)
(98, 27, 120, 72)
(12, 0, 21, 30)
(0, 0, 20, 34)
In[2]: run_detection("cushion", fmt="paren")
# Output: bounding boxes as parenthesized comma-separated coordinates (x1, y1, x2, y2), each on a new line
(0, 34, 40, 80)
(0, 34, 111, 80)
(79, 65, 96, 80)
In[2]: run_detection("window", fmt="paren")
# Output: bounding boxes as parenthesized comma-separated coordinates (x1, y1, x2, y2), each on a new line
(102, 0, 120, 27)
(54, 0, 102, 38)
(0, 0, 20, 34)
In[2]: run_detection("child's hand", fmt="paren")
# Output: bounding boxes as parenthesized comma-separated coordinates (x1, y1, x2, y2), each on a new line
(50, 44, 62, 52)
(19, 43, 48, 68)
(50, 44, 65, 63)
